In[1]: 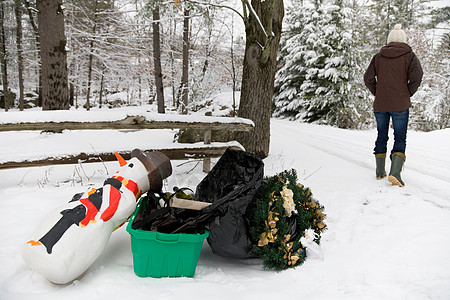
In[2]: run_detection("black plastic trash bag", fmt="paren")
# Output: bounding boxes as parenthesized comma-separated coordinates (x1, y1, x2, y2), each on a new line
(130, 148, 264, 258)
(131, 188, 211, 235)
(195, 148, 264, 259)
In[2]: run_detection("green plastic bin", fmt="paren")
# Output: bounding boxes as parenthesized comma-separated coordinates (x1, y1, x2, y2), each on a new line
(126, 199, 209, 278)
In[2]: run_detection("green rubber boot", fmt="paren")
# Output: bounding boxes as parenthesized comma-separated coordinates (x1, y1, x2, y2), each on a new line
(388, 152, 406, 187)
(375, 153, 387, 180)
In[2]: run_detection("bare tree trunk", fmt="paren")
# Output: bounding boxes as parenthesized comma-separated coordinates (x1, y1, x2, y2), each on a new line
(75, 85, 78, 108)
(86, 0, 99, 111)
(138, 67, 142, 102)
(23, 0, 42, 107)
(230, 16, 237, 117)
(135, 0, 142, 103)
(86, 34, 95, 110)
(181, 9, 190, 115)
(170, 18, 176, 107)
(15, 0, 24, 111)
(37, 0, 69, 110)
(152, 3, 165, 113)
(99, 69, 104, 108)
(386, 1, 391, 39)
(237, 0, 284, 158)
(200, 12, 212, 84)
(0, 0, 10, 111)
(69, 82, 74, 106)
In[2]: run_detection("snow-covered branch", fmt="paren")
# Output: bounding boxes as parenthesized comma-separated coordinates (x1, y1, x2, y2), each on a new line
(185, 0, 244, 20)
(243, 0, 269, 38)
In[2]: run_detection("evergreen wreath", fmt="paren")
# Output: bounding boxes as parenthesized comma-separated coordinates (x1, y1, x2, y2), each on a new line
(248, 169, 326, 271)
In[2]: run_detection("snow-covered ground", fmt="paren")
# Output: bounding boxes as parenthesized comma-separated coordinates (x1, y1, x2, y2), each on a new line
(0, 113, 449, 300)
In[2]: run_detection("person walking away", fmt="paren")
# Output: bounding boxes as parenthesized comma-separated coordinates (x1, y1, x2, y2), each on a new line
(364, 24, 423, 187)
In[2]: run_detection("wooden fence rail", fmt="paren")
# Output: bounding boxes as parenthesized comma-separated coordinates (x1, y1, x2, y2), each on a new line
(0, 112, 254, 172)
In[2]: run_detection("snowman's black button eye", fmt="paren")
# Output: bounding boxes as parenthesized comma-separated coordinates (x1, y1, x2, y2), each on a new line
(128, 163, 134, 168)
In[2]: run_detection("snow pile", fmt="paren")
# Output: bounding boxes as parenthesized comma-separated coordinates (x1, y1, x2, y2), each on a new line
(1, 117, 449, 300)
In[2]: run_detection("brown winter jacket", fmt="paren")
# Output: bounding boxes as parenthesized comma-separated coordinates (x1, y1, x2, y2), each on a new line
(364, 42, 423, 112)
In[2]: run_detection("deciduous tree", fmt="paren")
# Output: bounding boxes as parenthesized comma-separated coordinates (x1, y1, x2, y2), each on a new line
(37, 0, 69, 110)
(0, 0, 11, 111)
(15, 0, 24, 110)
(237, 0, 284, 158)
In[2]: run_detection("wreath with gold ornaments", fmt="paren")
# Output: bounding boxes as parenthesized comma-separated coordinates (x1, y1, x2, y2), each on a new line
(248, 169, 327, 271)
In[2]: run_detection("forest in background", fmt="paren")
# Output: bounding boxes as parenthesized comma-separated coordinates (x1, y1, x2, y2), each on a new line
(1, 0, 245, 113)
(0, 0, 449, 130)
(274, 0, 449, 130)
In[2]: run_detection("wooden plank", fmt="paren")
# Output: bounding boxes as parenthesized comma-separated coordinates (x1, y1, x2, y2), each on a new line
(169, 197, 212, 210)
(0, 144, 244, 170)
(0, 115, 254, 132)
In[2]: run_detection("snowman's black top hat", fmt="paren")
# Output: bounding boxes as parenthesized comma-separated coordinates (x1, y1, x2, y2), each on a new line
(131, 149, 172, 192)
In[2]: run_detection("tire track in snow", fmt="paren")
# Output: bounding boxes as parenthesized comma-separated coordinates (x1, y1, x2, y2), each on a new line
(272, 120, 373, 171)
(271, 120, 450, 205)
(405, 139, 450, 183)
(272, 120, 450, 182)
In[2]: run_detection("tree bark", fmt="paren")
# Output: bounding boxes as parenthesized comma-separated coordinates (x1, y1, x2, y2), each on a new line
(230, 16, 237, 117)
(86, 28, 95, 111)
(37, 0, 69, 110)
(152, 4, 165, 113)
(237, 0, 284, 158)
(181, 9, 190, 114)
(69, 82, 74, 106)
(85, 0, 99, 111)
(99, 70, 104, 108)
(15, 0, 24, 111)
(23, 0, 42, 107)
(170, 18, 176, 107)
(0, 0, 10, 111)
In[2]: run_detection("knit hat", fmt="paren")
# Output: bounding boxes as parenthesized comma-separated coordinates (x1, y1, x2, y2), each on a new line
(387, 24, 407, 44)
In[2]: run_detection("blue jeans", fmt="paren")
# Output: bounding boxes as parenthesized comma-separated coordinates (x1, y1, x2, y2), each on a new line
(373, 109, 409, 157)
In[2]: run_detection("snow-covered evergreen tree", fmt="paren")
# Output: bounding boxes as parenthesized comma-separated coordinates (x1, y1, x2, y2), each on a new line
(409, 27, 450, 131)
(274, 0, 371, 128)
(365, 0, 427, 48)
(273, 0, 311, 120)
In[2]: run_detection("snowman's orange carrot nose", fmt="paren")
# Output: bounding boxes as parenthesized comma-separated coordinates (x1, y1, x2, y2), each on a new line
(114, 152, 127, 167)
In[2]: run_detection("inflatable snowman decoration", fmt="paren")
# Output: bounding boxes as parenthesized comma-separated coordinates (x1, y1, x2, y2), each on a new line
(22, 149, 172, 284)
